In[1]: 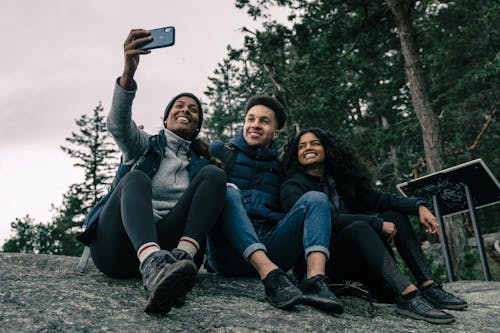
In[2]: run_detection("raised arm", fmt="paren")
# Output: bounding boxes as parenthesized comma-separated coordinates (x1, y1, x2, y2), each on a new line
(107, 29, 153, 164)
(119, 29, 152, 90)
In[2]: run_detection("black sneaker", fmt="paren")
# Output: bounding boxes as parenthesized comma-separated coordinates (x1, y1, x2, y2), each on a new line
(396, 292, 455, 324)
(421, 283, 468, 310)
(139, 250, 197, 314)
(262, 268, 303, 309)
(300, 275, 344, 315)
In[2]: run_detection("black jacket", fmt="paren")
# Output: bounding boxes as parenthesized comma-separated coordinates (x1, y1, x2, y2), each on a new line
(280, 169, 422, 233)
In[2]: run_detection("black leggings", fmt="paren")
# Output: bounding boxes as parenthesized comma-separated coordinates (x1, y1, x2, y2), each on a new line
(90, 165, 226, 278)
(326, 210, 432, 297)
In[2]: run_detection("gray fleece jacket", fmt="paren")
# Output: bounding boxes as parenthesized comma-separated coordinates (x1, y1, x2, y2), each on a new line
(107, 79, 191, 220)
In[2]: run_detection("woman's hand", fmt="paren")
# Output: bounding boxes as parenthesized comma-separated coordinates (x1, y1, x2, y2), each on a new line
(119, 29, 152, 90)
(419, 205, 440, 234)
(382, 221, 397, 243)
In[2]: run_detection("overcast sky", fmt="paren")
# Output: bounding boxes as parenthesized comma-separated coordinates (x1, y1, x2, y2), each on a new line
(0, 1, 288, 246)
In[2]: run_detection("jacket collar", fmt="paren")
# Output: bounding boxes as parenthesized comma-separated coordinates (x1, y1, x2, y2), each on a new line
(160, 129, 191, 156)
(229, 129, 278, 161)
(295, 167, 337, 188)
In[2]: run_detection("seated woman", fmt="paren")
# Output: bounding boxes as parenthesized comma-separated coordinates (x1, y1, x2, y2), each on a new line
(77, 29, 226, 315)
(280, 128, 467, 324)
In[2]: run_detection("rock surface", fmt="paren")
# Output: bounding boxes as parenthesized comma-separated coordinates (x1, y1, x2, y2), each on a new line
(0, 252, 498, 333)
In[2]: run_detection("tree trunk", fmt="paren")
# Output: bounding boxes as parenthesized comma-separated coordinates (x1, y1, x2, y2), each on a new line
(386, 0, 465, 279)
(385, 0, 444, 172)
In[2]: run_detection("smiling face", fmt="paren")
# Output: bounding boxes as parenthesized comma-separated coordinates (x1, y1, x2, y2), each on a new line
(164, 96, 200, 139)
(243, 104, 278, 148)
(297, 132, 326, 169)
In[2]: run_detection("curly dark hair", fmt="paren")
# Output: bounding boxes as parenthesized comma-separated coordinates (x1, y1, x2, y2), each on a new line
(281, 128, 373, 189)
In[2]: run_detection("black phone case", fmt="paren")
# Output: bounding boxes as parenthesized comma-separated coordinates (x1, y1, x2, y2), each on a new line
(138, 26, 175, 50)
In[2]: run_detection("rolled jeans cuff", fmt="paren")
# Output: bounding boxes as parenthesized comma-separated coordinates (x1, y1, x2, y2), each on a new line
(243, 243, 267, 259)
(305, 245, 330, 260)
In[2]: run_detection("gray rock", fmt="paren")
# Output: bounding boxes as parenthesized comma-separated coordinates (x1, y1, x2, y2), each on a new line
(0, 252, 498, 333)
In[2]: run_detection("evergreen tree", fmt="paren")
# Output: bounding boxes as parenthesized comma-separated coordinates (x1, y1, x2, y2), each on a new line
(202, 0, 499, 278)
(2, 215, 47, 253)
(61, 101, 118, 211)
(3, 102, 118, 255)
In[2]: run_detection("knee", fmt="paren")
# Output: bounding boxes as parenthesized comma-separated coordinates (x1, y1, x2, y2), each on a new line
(224, 186, 246, 214)
(381, 210, 409, 226)
(121, 170, 151, 189)
(226, 185, 242, 200)
(198, 164, 227, 184)
(299, 191, 331, 209)
(341, 221, 374, 241)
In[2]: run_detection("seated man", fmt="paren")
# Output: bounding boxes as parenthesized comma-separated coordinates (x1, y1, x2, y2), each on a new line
(206, 95, 343, 314)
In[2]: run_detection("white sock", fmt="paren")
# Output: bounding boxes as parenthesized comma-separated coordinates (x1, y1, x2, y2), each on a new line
(137, 242, 161, 263)
(176, 237, 199, 258)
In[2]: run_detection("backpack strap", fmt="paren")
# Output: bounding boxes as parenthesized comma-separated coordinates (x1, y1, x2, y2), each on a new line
(81, 132, 165, 231)
(221, 143, 237, 174)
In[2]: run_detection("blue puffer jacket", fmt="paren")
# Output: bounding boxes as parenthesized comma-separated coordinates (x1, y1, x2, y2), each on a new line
(210, 130, 285, 230)
(77, 129, 209, 246)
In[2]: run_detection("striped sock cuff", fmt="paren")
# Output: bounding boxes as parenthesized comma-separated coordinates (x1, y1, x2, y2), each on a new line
(137, 242, 161, 262)
(177, 237, 200, 258)
(179, 237, 199, 250)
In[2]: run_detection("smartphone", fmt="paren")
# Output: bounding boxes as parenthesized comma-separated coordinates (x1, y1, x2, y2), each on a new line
(137, 26, 175, 50)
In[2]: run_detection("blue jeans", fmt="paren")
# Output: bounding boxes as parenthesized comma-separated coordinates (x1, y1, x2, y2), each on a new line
(207, 187, 332, 276)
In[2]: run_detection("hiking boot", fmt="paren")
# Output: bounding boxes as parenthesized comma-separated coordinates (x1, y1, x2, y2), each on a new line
(170, 248, 194, 308)
(300, 275, 344, 315)
(262, 268, 303, 309)
(171, 248, 193, 261)
(139, 249, 197, 314)
(396, 292, 455, 324)
(421, 283, 468, 310)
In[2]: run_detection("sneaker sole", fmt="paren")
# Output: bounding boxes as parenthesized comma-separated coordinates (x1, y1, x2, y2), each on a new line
(396, 308, 455, 324)
(438, 303, 468, 311)
(267, 293, 303, 310)
(144, 260, 198, 314)
(423, 295, 468, 311)
(302, 296, 344, 315)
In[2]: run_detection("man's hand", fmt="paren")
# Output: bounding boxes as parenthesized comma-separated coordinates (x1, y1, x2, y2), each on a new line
(419, 205, 440, 234)
(119, 29, 152, 90)
(381, 221, 397, 243)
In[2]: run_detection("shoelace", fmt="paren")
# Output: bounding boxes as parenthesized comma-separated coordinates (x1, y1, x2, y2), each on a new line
(314, 276, 332, 292)
(269, 271, 293, 290)
(172, 248, 192, 261)
(147, 251, 175, 274)
(429, 284, 454, 297)
(411, 295, 437, 312)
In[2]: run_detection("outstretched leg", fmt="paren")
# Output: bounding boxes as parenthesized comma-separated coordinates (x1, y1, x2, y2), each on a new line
(380, 210, 467, 310)
(327, 221, 455, 324)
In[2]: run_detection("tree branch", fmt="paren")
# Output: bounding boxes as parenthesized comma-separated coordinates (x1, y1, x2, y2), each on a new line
(467, 100, 498, 152)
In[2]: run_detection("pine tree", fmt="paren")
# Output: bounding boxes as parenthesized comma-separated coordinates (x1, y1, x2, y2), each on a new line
(60, 101, 119, 212)
(2, 102, 119, 255)
(203, 0, 499, 279)
(2, 215, 45, 253)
